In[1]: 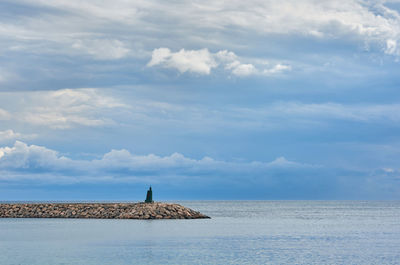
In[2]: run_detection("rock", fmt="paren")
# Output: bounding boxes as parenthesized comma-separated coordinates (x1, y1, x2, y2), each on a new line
(0, 202, 210, 219)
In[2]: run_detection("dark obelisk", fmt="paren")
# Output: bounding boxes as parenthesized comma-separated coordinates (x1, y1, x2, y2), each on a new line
(145, 186, 153, 203)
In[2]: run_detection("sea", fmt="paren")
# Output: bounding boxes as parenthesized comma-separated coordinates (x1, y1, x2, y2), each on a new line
(1, 201, 399, 265)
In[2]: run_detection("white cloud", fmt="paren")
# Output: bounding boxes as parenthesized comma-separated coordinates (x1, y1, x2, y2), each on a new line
(0, 141, 70, 170)
(267, 156, 303, 167)
(218, 50, 259, 76)
(215, 50, 238, 62)
(147, 48, 172, 67)
(0, 88, 128, 129)
(147, 48, 217, 74)
(228, 62, 257, 76)
(71, 39, 131, 60)
(385, 39, 399, 55)
(0, 130, 20, 141)
(0, 130, 36, 142)
(98, 149, 217, 172)
(148, 48, 290, 76)
(263, 64, 292, 75)
(0, 108, 11, 120)
(382, 167, 395, 173)
(22, 89, 127, 129)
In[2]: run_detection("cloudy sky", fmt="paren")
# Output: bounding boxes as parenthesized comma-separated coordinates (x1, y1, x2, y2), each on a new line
(1, 0, 400, 200)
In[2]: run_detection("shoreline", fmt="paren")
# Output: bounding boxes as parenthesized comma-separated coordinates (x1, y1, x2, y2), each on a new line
(0, 202, 210, 219)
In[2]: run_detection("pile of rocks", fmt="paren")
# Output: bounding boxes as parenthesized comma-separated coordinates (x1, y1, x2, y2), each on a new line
(0, 202, 210, 219)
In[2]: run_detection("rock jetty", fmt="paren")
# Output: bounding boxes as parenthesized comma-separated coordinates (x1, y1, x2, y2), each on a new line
(0, 202, 210, 219)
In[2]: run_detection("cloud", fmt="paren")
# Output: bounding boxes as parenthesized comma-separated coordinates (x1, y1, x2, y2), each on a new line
(0, 130, 36, 142)
(71, 39, 131, 60)
(263, 64, 292, 75)
(113, 100, 400, 132)
(386, 39, 398, 55)
(3, 0, 400, 58)
(223, 102, 400, 132)
(1, 141, 398, 199)
(264, 102, 400, 123)
(0, 141, 70, 170)
(27, 0, 141, 24)
(0, 108, 11, 120)
(0, 69, 19, 85)
(1, 0, 399, 90)
(226, 61, 257, 76)
(382, 167, 395, 173)
(0, 141, 315, 182)
(5, 88, 128, 129)
(191, 1, 400, 56)
(148, 48, 290, 76)
(2, 86, 400, 134)
(147, 48, 218, 75)
(0, 130, 20, 141)
(267, 156, 303, 167)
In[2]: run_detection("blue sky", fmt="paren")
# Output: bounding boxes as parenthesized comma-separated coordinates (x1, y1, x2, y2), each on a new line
(1, 0, 400, 200)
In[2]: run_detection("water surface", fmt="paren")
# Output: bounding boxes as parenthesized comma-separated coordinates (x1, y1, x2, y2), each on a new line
(1, 201, 399, 264)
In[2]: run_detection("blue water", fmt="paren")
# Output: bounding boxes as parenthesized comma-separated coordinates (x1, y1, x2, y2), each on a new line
(1, 201, 400, 264)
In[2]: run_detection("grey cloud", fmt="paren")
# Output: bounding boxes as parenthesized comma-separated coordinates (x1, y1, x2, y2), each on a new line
(2, 88, 400, 133)
(1, 0, 399, 77)
(2, 0, 400, 57)
(122, 100, 400, 132)
(0, 141, 316, 181)
(1, 140, 398, 199)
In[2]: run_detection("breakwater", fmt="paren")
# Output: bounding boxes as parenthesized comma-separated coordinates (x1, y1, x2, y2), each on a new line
(0, 202, 210, 219)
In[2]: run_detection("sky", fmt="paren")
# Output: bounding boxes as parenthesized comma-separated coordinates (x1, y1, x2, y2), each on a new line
(1, 0, 400, 200)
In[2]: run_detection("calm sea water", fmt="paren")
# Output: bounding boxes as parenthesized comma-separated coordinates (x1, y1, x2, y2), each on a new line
(1, 201, 399, 265)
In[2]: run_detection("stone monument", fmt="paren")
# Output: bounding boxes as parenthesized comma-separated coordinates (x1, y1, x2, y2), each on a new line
(145, 186, 153, 203)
